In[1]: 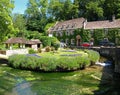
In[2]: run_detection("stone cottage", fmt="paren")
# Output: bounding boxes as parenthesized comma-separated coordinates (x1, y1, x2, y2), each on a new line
(48, 17, 120, 46)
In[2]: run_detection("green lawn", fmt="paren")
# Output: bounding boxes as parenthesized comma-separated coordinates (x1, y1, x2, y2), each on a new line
(0, 63, 105, 95)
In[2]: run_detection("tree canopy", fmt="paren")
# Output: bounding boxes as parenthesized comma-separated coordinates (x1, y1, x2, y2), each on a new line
(1, 0, 120, 41)
(0, 0, 14, 41)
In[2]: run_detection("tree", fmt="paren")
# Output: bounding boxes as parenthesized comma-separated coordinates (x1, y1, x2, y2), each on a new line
(103, 0, 120, 19)
(25, 0, 48, 32)
(12, 13, 26, 37)
(48, 0, 78, 21)
(74, 0, 104, 21)
(86, 1, 104, 21)
(0, 0, 14, 41)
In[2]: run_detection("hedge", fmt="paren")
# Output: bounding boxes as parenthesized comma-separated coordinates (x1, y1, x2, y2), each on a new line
(8, 50, 100, 72)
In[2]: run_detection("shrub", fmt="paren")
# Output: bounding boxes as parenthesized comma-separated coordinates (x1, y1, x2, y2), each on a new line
(45, 46, 51, 52)
(29, 48, 36, 54)
(53, 42, 60, 50)
(51, 47, 55, 51)
(38, 48, 42, 53)
(8, 50, 100, 72)
(39, 36, 60, 49)
(85, 50, 100, 65)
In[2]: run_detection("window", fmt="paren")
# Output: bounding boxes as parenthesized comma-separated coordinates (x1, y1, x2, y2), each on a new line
(66, 30, 70, 36)
(66, 39, 69, 45)
(71, 39, 75, 45)
(70, 30, 74, 35)
(104, 28, 108, 35)
(90, 29, 94, 36)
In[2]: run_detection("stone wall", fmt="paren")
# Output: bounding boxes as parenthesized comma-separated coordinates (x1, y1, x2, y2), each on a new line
(6, 49, 28, 56)
(115, 48, 120, 73)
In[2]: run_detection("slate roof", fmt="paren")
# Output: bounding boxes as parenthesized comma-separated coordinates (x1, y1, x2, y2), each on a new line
(4, 37, 27, 44)
(5, 38, 41, 45)
(49, 17, 120, 32)
(26, 39, 41, 45)
(85, 19, 120, 29)
(49, 18, 85, 32)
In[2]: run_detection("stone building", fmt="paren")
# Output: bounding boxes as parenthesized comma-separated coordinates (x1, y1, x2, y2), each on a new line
(4, 37, 41, 50)
(48, 17, 120, 46)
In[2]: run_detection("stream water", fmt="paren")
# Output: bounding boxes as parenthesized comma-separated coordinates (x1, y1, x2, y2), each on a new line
(0, 58, 114, 95)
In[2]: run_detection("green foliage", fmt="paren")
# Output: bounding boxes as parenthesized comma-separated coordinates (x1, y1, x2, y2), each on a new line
(37, 48, 42, 53)
(86, 1, 104, 21)
(92, 29, 104, 45)
(8, 50, 100, 72)
(0, 0, 15, 41)
(45, 46, 51, 52)
(25, 0, 48, 32)
(56, 28, 90, 45)
(39, 36, 60, 48)
(12, 14, 26, 37)
(48, 0, 79, 20)
(28, 48, 36, 54)
(85, 50, 100, 64)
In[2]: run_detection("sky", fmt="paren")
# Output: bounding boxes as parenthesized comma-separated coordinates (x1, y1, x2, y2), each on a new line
(12, 0, 28, 14)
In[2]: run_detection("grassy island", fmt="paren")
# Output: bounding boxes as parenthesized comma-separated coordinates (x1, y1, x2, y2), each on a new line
(8, 49, 100, 72)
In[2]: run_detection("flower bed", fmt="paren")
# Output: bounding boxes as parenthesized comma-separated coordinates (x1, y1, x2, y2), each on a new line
(8, 49, 100, 72)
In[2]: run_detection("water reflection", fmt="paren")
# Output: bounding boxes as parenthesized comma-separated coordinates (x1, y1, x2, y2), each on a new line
(12, 78, 36, 95)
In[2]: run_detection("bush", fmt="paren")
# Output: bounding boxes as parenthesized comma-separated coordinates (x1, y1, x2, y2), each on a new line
(8, 50, 100, 72)
(51, 47, 55, 51)
(45, 46, 51, 52)
(53, 42, 60, 50)
(38, 48, 42, 53)
(29, 49, 36, 54)
(39, 36, 60, 49)
(85, 50, 100, 65)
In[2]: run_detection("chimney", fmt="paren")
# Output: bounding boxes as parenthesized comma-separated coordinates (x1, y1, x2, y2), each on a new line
(83, 19, 87, 29)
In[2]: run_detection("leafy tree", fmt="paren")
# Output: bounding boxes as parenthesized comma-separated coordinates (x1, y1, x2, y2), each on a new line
(103, 0, 120, 19)
(85, 1, 104, 21)
(25, 0, 48, 32)
(74, 0, 104, 21)
(12, 13, 26, 37)
(0, 0, 15, 41)
(48, 0, 78, 21)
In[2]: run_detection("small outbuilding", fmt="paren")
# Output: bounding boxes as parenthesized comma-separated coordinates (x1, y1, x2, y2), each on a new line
(25, 39, 41, 50)
(4, 37, 41, 50)
(4, 37, 27, 49)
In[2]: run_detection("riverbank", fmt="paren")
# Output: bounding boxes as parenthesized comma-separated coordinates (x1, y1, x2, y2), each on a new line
(0, 62, 115, 95)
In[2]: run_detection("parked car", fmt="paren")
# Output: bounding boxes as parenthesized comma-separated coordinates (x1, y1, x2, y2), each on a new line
(99, 40, 115, 46)
(81, 42, 91, 47)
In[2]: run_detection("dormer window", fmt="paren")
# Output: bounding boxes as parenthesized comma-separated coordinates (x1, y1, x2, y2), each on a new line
(66, 25, 69, 28)
(71, 23, 76, 28)
(66, 30, 70, 36)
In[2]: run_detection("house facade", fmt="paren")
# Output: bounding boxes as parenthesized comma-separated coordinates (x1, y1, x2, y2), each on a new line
(48, 17, 120, 46)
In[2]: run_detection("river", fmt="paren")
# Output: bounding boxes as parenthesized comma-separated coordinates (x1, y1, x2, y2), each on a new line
(0, 59, 114, 95)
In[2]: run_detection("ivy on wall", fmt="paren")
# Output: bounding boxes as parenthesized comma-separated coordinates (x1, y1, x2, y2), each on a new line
(53, 28, 120, 46)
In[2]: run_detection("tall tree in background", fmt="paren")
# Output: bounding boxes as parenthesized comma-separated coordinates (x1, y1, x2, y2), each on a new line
(74, 0, 104, 21)
(25, 0, 48, 32)
(103, 0, 120, 19)
(48, 0, 78, 21)
(85, 1, 104, 21)
(12, 14, 26, 37)
(0, 0, 14, 41)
